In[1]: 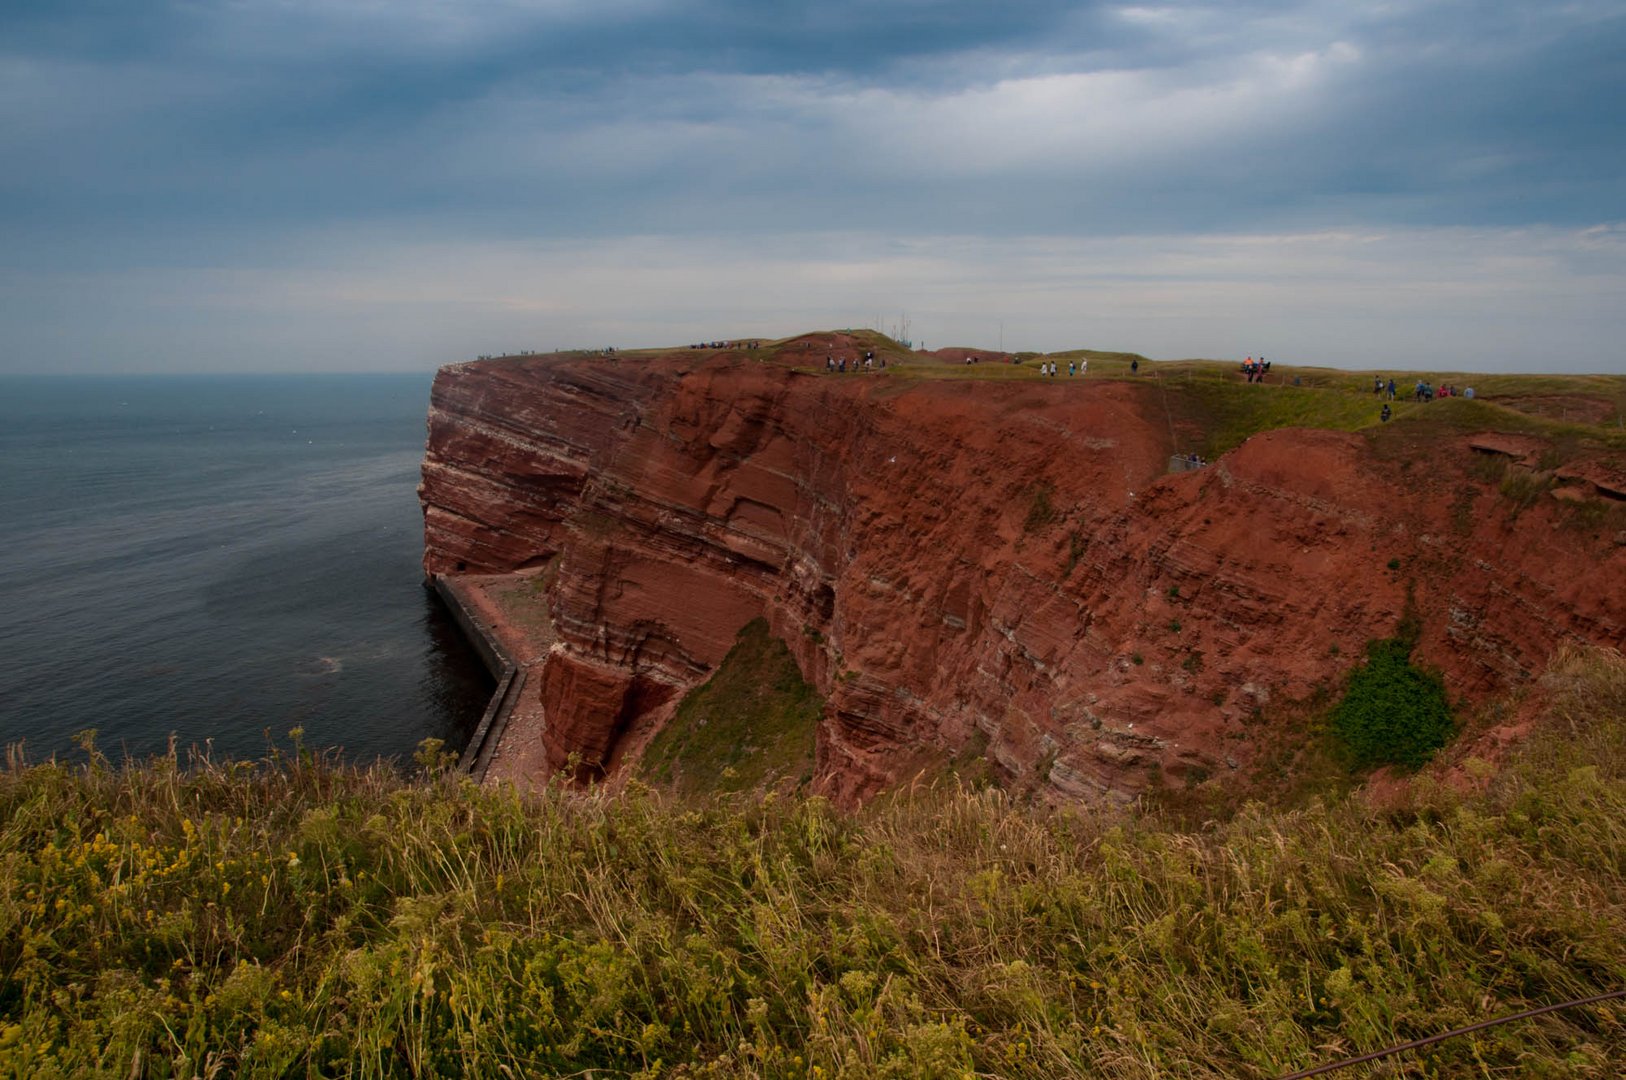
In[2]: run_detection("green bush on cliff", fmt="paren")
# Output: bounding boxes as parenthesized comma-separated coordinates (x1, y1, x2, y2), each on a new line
(1333, 636, 1455, 768)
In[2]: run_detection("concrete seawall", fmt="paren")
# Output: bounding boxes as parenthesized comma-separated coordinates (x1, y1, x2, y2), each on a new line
(429, 575, 526, 782)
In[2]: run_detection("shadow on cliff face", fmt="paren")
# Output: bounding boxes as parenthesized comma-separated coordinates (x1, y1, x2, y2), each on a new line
(586, 675, 677, 784)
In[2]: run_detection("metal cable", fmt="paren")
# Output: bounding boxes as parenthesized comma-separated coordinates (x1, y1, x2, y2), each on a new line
(1274, 988, 1626, 1079)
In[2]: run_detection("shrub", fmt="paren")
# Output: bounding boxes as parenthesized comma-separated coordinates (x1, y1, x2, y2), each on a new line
(1064, 531, 1086, 576)
(1500, 468, 1553, 509)
(1023, 483, 1057, 532)
(1333, 637, 1454, 769)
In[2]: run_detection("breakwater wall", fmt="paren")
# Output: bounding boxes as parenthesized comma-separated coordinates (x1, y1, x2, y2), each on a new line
(429, 575, 525, 782)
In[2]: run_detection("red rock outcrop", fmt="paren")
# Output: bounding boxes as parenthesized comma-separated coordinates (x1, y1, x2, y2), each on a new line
(421, 348, 1626, 801)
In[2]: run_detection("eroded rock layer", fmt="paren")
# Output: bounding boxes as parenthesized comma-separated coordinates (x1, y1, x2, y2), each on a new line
(421, 351, 1626, 801)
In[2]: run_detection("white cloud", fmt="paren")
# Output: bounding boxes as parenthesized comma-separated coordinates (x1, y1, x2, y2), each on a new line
(407, 35, 1367, 198)
(813, 40, 1363, 176)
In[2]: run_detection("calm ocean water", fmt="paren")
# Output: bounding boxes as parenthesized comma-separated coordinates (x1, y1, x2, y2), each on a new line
(0, 374, 490, 764)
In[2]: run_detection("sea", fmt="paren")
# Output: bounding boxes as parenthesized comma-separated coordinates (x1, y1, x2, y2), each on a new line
(0, 374, 491, 765)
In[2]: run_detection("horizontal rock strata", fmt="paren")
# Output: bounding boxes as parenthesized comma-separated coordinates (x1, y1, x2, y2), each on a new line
(421, 350, 1626, 801)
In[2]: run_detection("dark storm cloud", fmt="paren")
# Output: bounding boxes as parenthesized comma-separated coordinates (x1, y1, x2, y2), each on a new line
(2, 1, 1623, 373)
(4, 0, 1623, 241)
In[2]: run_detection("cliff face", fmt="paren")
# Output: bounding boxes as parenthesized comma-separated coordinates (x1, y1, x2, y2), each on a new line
(421, 350, 1626, 801)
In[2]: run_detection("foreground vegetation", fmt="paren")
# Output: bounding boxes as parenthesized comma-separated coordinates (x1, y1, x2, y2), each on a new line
(3, 650, 1624, 1078)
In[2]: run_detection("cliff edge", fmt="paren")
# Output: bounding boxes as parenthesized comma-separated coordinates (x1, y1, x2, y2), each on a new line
(420, 339, 1626, 802)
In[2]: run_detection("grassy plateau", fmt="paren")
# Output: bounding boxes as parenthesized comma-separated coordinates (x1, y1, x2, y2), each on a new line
(763, 331, 1626, 461)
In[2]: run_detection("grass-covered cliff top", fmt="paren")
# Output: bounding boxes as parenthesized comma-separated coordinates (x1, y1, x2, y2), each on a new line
(4, 648, 1624, 1078)
(546, 331, 1626, 461)
(867, 334, 1625, 459)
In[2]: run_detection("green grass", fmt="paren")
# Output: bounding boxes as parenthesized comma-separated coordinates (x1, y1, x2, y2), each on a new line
(879, 360, 1034, 383)
(526, 335, 1626, 453)
(1148, 364, 1626, 459)
(882, 347, 1153, 384)
(1432, 373, 1625, 419)
(1045, 348, 1151, 363)
(755, 334, 1626, 459)
(1154, 372, 1389, 458)
(638, 618, 821, 797)
(3, 648, 1625, 1076)
(487, 563, 558, 643)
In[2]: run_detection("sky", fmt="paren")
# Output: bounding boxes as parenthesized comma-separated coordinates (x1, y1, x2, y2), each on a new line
(2, 0, 1624, 374)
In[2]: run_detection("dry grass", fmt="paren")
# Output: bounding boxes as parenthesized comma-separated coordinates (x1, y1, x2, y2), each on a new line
(2, 651, 1624, 1077)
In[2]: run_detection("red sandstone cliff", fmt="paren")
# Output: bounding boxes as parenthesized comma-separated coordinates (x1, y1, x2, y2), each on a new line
(420, 346, 1626, 802)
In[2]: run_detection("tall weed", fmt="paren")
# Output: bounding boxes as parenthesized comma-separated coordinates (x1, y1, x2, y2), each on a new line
(2, 655, 1623, 1077)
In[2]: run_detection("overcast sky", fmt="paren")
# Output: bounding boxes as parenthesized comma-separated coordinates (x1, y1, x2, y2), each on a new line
(2, 0, 1624, 373)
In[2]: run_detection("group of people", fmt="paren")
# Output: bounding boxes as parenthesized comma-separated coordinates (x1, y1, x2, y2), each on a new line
(1373, 376, 1476, 422)
(1033, 360, 1089, 377)
(1241, 356, 1270, 382)
(1373, 376, 1475, 403)
(826, 350, 885, 373)
(689, 340, 760, 350)
(1414, 380, 1471, 402)
(476, 350, 544, 360)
